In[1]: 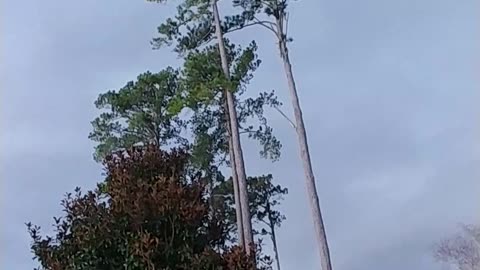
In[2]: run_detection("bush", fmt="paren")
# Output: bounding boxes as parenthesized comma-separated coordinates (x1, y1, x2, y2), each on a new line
(27, 145, 270, 270)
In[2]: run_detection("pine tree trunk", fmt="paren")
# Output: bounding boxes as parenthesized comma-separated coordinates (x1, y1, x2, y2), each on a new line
(212, 0, 254, 252)
(230, 148, 245, 247)
(271, 227, 281, 270)
(224, 97, 245, 248)
(275, 19, 333, 270)
(267, 203, 282, 270)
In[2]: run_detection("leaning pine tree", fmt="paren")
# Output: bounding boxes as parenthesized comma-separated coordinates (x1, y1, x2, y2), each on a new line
(176, 42, 287, 268)
(213, 1, 254, 252)
(148, 0, 256, 254)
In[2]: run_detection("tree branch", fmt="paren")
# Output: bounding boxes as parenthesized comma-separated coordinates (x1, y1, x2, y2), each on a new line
(259, 219, 272, 228)
(197, 25, 215, 46)
(217, 153, 228, 165)
(253, 16, 278, 35)
(225, 20, 278, 36)
(285, 12, 290, 37)
(273, 105, 296, 129)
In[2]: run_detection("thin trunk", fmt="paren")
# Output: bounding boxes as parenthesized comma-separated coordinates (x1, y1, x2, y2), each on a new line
(212, 0, 254, 252)
(229, 145, 245, 247)
(271, 227, 281, 270)
(225, 96, 245, 248)
(275, 18, 333, 270)
(267, 202, 281, 270)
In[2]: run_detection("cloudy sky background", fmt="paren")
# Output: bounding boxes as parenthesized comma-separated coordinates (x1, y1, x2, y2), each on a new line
(2, 0, 480, 269)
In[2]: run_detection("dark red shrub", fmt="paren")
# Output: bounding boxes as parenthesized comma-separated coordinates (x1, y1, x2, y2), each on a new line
(27, 146, 268, 270)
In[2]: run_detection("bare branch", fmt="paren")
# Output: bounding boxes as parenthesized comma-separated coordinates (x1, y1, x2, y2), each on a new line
(253, 16, 278, 35)
(285, 12, 289, 37)
(258, 219, 271, 228)
(273, 105, 296, 129)
(239, 130, 257, 135)
(225, 20, 278, 36)
(198, 25, 215, 45)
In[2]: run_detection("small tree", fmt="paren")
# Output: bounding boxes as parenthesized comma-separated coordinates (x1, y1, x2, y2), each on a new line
(249, 175, 287, 270)
(213, 174, 287, 270)
(88, 68, 186, 162)
(89, 51, 280, 172)
(27, 146, 272, 270)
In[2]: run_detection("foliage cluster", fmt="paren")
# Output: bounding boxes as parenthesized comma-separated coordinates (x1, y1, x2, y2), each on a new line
(28, 146, 273, 270)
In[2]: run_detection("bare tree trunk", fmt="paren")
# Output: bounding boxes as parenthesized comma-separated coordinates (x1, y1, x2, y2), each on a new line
(212, 0, 254, 252)
(224, 97, 245, 248)
(230, 148, 245, 247)
(275, 18, 333, 270)
(271, 226, 281, 270)
(267, 202, 282, 270)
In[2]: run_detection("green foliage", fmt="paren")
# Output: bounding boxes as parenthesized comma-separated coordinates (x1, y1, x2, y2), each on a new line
(149, 0, 287, 55)
(226, 0, 296, 46)
(150, 0, 261, 55)
(237, 91, 282, 161)
(89, 42, 281, 165)
(232, 0, 287, 19)
(248, 175, 287, 237)
(171, 40, 260, 111)
(174, 40, 282, 168)
(88, 68, 187, 162)
(147, 0, 283, 165)
(151, 0, 213, 53)
(84, 1, 288, 264)
(27, 146, 272, 270)
(212, 174, 288, 241)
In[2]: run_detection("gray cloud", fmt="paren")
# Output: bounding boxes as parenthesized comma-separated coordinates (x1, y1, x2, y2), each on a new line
(2, 0, 479, 269)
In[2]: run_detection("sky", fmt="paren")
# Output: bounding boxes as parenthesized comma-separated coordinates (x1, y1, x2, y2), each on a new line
(1, 0, 479, 269)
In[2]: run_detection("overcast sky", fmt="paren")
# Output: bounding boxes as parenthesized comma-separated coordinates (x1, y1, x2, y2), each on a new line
(2, 0, 479, 269)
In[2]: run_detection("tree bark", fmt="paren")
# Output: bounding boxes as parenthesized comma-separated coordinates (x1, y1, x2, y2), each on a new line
(224, 97, 245, 248)
(212, 0, 254, 252)
(275, 19, 333, 270)
(230, 146, 245, 248)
